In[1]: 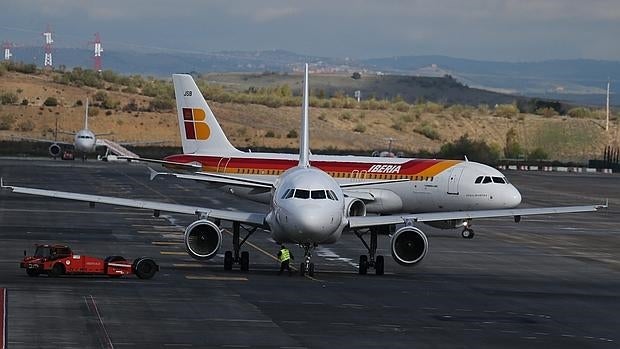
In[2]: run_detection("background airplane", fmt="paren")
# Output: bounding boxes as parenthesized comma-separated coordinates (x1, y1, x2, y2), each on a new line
(2, 65, 606, 276)
(13, 99, 138, 160)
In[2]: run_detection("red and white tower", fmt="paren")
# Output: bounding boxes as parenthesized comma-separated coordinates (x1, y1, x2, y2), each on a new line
(2, 42, 12, 61)
(92, 32, 103, 72)
(42, 25, 53, 68)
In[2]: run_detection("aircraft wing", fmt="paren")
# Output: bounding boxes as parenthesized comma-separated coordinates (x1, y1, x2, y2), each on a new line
(149, 168, 273, 190)
(347, 204, 607, 229)
(0, 179, 267, 227)
(11, 136, 72, 146)
(118, 156, 203, 171)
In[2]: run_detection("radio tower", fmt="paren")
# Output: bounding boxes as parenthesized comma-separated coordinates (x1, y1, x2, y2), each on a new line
(2, 42, 12, 61)
(92, 32, 103, 72)
(42, 25, 53, 69)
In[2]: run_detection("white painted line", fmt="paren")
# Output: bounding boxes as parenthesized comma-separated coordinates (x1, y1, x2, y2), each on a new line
(1, 288, 6, 349)
(85, 295, 114, 349)
(160, 251, 187, 256)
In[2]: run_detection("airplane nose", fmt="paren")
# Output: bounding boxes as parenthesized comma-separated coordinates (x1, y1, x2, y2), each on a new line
(508, 185, 522, 207)
(293, 206, 339, 241)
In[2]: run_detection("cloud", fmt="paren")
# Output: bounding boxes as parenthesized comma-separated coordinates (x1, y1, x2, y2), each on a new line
(252, 7, 301, 22)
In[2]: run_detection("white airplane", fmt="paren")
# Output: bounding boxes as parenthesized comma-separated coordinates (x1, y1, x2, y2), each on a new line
(14, 99, 118, 160)
(2, 65, 606, 276)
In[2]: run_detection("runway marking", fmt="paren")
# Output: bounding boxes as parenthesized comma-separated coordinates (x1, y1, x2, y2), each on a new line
(84, 295, 114, 349)
(152, 241, 182, 246)
(1, 288, 6, 349)
(185, 275, 248, 281)
(160, 251, 187, 256)
(173, 263, 207, 268)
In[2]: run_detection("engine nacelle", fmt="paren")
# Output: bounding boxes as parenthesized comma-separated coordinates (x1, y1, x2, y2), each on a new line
(184, 220, 222, 260)
(48, 143, 62, 158)
(344, 197, 366, 217)
(390, 226, 428, 266)
(424, 219, 466, 230)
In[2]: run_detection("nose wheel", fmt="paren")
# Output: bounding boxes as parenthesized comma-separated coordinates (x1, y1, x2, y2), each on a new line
(299, 243, 316, 277)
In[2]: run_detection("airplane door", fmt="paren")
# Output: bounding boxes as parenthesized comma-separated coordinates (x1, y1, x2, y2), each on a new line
(447, 167, 464, 195)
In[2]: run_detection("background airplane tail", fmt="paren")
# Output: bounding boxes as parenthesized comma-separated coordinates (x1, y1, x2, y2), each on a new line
(172, 74, 240, 155)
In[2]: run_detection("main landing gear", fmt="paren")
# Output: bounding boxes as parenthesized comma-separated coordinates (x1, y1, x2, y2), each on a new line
(461, 220, 474, 239)
(299, 243, 316, 277)
(354, 226, 388, 275)
(223, 221, 257, 272)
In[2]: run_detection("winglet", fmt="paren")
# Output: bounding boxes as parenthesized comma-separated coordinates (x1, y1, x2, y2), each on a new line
(298, 63, 310, 168)
(148, 167, 161, 181)
(0, 177, 12, 192)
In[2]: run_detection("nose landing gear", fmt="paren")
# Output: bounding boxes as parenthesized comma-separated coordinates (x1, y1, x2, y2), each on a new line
(299, 243, 316, 277)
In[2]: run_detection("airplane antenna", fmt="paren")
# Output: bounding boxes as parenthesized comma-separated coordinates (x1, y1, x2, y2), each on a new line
(298, 63, 310, 168)
(42, 24, 53, 69)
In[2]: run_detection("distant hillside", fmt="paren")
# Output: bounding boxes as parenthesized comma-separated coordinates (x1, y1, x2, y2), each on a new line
(9, 47, 619, 105)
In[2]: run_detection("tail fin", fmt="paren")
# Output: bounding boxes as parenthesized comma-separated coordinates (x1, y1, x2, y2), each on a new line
(172, 74, 240, 155)
(298, 63, 310, 168)
(84, 98, 89, 130)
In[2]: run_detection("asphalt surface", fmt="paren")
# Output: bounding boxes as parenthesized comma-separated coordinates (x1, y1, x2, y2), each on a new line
(0, 158, 618, 349)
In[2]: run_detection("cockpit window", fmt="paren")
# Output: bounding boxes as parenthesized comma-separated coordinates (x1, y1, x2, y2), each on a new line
(294, 189, 310, 199)
(281, 189, 294, 199)
(482, 176, 492, 184)
(492, 177, 506, 184)
(311, 190, 327, 199)
(326, 190, 338, 201)
(475, 176, 483, 184)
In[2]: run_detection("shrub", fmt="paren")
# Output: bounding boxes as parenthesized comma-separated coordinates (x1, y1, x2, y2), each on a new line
(0, 91, 18, 105)
(21, 99, 28, 106)
(414, 124, 441, 140)
(353, 123, 366, 133)
(0, 114, 16, 130)
(392, 101, 410, 112)
(536, 107, 558, 118)
(43, 97, 58, 107)
(494, 104, 519, 118)
(265, 130, 276, 138)
(16, 120, 34, 131)
(89, 107, 100, 116)
(149, 97, 175, 111)
(528, 147, 548, 160)
(93, 91, 108, 102)
(567, 107, 592, 119)
(438, 134, 500, 164)
(286, 129, 298, 138)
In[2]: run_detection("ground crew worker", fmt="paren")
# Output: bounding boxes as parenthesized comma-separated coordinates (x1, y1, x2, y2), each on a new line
(277, 244, 294, 275)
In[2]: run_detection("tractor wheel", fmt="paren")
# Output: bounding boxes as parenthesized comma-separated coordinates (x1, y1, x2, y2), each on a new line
(133, 258, 159, 279)
(49, 263, 64, 277)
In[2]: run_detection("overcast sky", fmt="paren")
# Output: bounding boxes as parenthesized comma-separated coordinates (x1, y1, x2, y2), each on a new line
(1, 0, 619, 61)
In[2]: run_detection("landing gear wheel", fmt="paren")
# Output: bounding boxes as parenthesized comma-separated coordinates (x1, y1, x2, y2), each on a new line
(375, 255, 385, 276)
(461, 228, 475, 239)
(26, 268, 39, 277)
(359, 255, 368, 275)
(224, 251, 233, 271)
(299, 262, 306, 276)
(48, 263, 64, 277)
(308, 263, 315, 277)
(240, 251, 249, 272)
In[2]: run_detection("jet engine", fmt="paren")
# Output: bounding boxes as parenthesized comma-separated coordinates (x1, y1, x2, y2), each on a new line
(344, 197, 366, 217)
(48, 143, 62, 158)
(184, 220, 222, 260)
(390, 226, 428, 266)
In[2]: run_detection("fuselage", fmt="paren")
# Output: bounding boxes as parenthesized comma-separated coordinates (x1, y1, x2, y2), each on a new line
(164, 152, 522, 214)
(74, 129, 96, 153)
(266, 166, 347, 245)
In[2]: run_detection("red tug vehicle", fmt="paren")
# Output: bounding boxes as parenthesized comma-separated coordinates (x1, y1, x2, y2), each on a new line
(20, 244, 159, 279)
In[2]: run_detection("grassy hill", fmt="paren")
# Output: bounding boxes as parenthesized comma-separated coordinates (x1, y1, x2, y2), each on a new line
(0, 67, 618, 162)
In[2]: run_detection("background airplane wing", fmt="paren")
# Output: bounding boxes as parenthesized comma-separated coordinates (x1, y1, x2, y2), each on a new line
(1, 180, 267, 227)
(11, 136, 72, 146)
(118, 156, 203, 171)
(347, 204, 607, 229)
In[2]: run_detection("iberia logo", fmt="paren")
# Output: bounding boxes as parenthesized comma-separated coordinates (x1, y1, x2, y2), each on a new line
(182, 108, 210, 140)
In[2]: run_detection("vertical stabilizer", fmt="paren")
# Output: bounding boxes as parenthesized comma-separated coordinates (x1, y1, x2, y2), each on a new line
(172, 74, 241, 155)
(84, 98, 89, 130)
(298, 63, 310, 168)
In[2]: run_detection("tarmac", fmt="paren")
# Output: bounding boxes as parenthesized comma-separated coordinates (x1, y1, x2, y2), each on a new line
(0, 158, 618, 348)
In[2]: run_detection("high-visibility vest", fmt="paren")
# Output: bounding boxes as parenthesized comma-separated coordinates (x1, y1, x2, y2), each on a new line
(279, 248, 290, 262)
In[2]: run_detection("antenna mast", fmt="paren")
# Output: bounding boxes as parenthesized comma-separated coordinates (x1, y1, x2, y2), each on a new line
(606, 80, 610, 132)
(2, 42, 13, 61)
(92, 33, 103, 72)
(42, 24, 53, 69)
